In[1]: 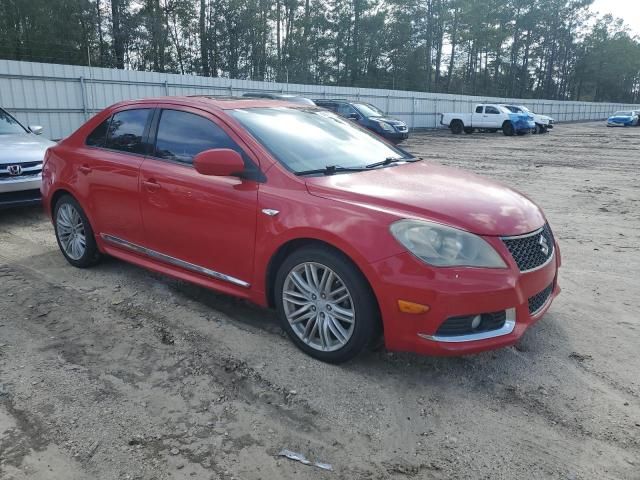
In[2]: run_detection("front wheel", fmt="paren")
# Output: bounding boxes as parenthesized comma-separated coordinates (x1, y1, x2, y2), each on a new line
(54, 195, 102, 268)
(275, 246, 380, 363)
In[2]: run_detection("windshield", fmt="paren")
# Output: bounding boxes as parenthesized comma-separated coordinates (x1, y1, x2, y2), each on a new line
(613, 111, 632, 116)
(353, 103, 385, 117)
(0, 109, 27, 134)
(230, 107, 410, 174)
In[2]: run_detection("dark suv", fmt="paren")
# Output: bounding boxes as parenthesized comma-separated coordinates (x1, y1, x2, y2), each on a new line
(314, 99, 409, 142)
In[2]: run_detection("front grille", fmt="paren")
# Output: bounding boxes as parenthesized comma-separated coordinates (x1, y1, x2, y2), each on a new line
(0, 161, 43, 179)
(528, 283, 554, 315)
(502, 223, 554, 272)
(436, 311, 506, 337)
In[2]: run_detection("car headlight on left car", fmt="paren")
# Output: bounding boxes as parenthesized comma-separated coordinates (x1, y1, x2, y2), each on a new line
(377, 121, 394, 132)
(390, 219, 507, 268)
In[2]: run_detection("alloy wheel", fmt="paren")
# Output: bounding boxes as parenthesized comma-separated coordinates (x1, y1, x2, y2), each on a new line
(282, 262, 355, 352)
(56, 203, 87, 260)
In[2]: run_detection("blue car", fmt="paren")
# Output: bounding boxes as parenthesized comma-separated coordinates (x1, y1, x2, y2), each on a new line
(607, 111, 639, 127)
(314, 99, 409, 142)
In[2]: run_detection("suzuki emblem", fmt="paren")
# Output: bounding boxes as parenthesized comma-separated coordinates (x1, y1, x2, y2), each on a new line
(539, 235, 549, 256)
(7, 165, 23, 176)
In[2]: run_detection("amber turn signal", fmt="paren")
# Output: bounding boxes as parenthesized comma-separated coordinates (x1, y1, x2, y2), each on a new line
(397, 300, 430, 314)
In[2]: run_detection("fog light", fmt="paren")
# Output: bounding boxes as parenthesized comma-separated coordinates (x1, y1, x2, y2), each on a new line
(470, 315, 482, 330)
(397, 300, 430, 314)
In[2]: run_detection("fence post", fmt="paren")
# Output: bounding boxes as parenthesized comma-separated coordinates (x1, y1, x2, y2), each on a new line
(229, 84, 233, 96)
(386, 94, 390, 115)
(164, 80, 169, 96)
(79, 76, 89, 120)
(411, 96, 416, 130)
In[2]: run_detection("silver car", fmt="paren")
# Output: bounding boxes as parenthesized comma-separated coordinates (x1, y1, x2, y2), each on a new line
(0, 108, 55, 208)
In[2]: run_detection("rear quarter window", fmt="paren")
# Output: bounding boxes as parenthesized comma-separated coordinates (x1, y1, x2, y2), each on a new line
(85, 118, 111, 147)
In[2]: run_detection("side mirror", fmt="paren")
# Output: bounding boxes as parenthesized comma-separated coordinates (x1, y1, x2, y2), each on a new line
(29, 125, 44, 135)
(193, 148, 245, 177)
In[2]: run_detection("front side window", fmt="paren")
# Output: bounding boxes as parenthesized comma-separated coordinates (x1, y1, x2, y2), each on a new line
(104, 109, 151, 154)
(336, 104, 358, 117)
(485, 106, 500, 114)
(0, 109, 27, 134)
(230, 107, 411, 174)
(353, 103, 384, 117)
(153, 109, 243, 164)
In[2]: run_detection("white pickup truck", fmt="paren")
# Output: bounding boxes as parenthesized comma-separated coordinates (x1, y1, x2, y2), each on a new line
(440, 104, 535, 136)
(502, 105, 554, 134)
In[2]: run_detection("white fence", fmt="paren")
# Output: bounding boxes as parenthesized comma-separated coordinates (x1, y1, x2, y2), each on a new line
(1, 59, 638, 140)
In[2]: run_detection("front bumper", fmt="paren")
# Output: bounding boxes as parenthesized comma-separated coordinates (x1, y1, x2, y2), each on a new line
(0, 176, 42, 208)
(382, 130, 409, 141)
(369, 237, 560, 356)
(607, 121, 633, 127)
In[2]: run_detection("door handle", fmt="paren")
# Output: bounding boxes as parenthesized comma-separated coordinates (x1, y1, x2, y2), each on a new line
(143, 179, 161, 192)
(79, 164, 92, 174)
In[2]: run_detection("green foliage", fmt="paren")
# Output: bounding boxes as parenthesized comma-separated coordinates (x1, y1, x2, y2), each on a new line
(0, 0, 638, 101)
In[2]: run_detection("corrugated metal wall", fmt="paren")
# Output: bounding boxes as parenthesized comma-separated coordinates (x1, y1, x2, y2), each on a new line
(1, 59, 638, 140)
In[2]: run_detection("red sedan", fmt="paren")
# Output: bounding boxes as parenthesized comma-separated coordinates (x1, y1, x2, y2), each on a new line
(41, 97, 560, 363)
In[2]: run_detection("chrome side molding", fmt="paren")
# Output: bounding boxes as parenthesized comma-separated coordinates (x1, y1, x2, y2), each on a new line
(418, 308, 516, 343)
(101, 234, 251, 288)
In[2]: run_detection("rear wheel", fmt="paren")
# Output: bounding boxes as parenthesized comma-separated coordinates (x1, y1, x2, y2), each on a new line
(502, 121, 515, 136)
(54, 195, 102, 268)
(275, 246, 380, 363)
(450, 120, 464, 135)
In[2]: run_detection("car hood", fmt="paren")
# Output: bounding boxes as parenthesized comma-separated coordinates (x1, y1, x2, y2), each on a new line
(305, 161, 546, 236)
(0, 133, 56, 164)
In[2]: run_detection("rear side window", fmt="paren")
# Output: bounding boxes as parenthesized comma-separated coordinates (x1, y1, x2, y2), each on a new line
(485, 106, 500, 114)
(475, 106, 483, 114)
(86, 118, 110, 147)
(153, 109, 242, 165)
(104, 109, 151, 154)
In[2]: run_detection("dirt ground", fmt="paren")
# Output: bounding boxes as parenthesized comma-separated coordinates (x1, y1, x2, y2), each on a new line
(1, 122, 639, 480)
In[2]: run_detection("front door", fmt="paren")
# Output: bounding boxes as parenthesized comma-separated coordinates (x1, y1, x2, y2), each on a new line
(139, 107, 259, 288)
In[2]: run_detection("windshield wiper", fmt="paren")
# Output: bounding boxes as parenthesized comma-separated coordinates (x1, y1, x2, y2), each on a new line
(365, 156, 420, 169)
(296, 165, 367, 176)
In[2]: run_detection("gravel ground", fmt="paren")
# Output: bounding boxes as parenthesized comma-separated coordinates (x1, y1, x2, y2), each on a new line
(1, 122, 639, 480)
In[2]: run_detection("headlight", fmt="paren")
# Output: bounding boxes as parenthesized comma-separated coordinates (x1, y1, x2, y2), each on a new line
(377, 121, 394, 132)
(390, 219, 507, 268)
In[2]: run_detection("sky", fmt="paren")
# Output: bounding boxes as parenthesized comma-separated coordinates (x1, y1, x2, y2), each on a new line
(590, 0, 640, 35)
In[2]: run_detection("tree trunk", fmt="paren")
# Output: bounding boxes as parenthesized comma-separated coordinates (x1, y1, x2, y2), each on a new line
(200, 0, 209, 76)
(111, 0, 125, 69)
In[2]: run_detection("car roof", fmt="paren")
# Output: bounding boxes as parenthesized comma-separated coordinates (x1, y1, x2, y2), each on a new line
(106, 95, 312, 111)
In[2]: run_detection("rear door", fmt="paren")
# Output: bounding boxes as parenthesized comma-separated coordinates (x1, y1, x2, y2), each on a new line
(139, 106, 259, 288)
(79, 107, 153, 244)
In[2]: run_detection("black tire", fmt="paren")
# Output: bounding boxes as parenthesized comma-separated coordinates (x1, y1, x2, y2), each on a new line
(541, 126, 549, 134)
(502, 121, 515, 136)
(53, 194, 102, 268)
(534, 124, 542, 134)
(274, 245, 380, 363)
(463, 127, 474, 134)
(450, 120, 464, 134)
